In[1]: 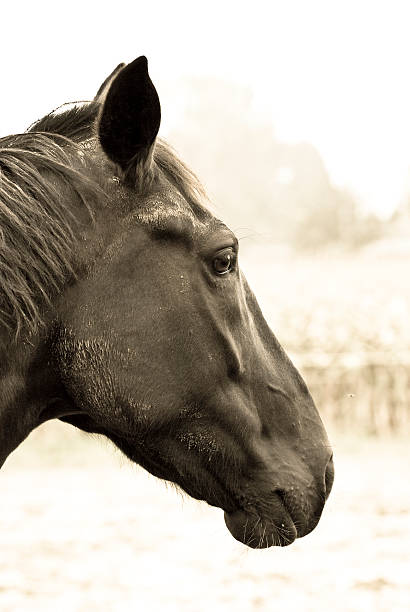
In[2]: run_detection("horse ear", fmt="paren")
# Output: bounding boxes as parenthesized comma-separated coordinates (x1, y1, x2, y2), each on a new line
(98, 56, 161, 179)
(94, 63, 126, 102)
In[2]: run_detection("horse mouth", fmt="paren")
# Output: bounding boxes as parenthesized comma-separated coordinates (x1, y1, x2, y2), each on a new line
(223, 493, 298, 548)
(117, 438, 317, 549)
(136, 451, 299, 548)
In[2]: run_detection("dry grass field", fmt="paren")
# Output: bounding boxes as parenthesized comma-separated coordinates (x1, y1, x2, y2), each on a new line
(1, 424, 409, 612)
(1, 248, 409, 611)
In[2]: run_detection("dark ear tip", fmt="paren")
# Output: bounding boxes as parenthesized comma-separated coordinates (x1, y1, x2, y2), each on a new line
(128, 55, 149, 74)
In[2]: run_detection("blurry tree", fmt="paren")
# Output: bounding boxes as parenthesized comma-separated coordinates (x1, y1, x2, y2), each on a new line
(167, 77, 382, 250)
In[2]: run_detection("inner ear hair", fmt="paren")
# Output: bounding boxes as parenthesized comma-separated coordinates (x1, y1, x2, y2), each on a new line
(122, 142, 158, 192)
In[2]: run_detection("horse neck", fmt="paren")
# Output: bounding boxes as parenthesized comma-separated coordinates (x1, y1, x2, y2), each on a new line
(0, 331, 61, 468)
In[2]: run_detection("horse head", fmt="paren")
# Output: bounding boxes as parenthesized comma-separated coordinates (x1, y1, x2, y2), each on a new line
(0, 57, 333, 548)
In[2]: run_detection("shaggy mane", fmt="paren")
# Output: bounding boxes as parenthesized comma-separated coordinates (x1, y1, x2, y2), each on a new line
(28, 101, 100, 143)
(0, 131, 102, 336)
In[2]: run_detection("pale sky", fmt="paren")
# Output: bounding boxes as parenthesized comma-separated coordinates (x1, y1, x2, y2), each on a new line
(2, 0, 410, 218)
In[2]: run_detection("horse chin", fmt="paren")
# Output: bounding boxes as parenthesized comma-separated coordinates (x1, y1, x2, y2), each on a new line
(223, 505, 298, 549)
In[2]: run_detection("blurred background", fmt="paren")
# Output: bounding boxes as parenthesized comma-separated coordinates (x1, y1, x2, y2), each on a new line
(1, 1, 409, 610)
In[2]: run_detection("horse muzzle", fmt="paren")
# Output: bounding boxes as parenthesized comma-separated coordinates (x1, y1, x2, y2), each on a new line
(224, 453, 334, 548)
(224, 493, 298, 548)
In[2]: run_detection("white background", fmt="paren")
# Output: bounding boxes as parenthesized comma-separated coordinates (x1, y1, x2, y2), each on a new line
(2, 0, 410, 218)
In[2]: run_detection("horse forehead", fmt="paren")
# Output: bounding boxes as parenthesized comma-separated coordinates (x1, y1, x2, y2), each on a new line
(131, 187, 215, 241)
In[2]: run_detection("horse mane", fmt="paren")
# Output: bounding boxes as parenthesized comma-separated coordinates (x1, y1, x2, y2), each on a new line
(0, 131, 102, 337)
(0, 102, 209, 338)
(28, 101, 100, 143)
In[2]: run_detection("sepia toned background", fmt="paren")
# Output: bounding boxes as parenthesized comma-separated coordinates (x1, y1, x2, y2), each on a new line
(1, 1, 409, 610)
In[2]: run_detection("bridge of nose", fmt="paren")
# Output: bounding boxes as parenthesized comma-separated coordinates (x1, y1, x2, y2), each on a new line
(241, 384, 332, 495)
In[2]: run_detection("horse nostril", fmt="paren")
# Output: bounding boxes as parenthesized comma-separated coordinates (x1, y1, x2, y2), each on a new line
(324, 453, 334, 499)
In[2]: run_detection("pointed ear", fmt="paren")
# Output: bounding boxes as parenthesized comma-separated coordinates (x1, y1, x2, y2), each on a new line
(94, 63, 126, 102)
(98, 56, 161, 179)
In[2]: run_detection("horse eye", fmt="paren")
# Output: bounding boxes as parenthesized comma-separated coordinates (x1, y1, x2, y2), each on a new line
(212, 248, 235, 275)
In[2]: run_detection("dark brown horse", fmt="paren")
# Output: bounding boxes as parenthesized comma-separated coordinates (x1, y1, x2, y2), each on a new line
(0, 57, 333, 548)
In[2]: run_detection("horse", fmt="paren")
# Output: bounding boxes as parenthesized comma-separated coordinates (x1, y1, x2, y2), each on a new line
(0, 57, 333, 548)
